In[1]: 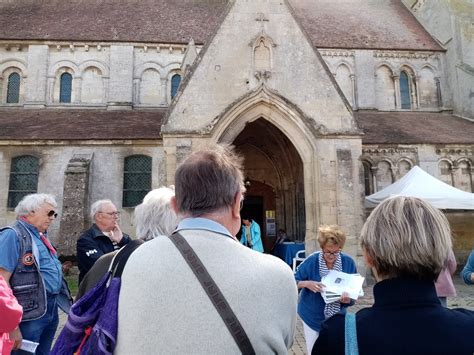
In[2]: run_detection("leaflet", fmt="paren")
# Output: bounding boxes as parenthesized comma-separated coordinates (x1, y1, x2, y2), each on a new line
(320, 270, 365, 304)
(20, 340, 39, 353)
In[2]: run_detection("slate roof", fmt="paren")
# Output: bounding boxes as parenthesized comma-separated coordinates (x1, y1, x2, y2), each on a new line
(288, 0, 443, 50)
(0, 0, 442, 51)
(0, 108, 164, 140)
(0, 0, 230, 45)
(1, 108, 472, 145)
(356, 111, 474, 144)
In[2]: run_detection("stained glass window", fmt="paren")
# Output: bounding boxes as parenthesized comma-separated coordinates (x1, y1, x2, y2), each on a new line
(60, 72, 72, 103)
(7, 72, 20, 103)
(8, 155, 39, 208)
(400, 71, 411, 109)
(171, 74, 181, 99)
(122, 155, 152, 207)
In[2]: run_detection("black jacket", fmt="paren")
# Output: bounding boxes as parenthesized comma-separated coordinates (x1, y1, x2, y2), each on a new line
(76, 224, 130, 283)
(313, 278, 474, 355)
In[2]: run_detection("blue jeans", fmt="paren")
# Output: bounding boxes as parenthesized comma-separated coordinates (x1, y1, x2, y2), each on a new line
(12, 295, 59, 355)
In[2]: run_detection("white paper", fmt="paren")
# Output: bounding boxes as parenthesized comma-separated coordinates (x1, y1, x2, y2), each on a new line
(20, 340, 39, 353)
(321, 270, 365, 303)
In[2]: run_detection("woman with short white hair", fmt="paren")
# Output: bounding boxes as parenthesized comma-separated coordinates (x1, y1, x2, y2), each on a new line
(313, 196, 474, 355)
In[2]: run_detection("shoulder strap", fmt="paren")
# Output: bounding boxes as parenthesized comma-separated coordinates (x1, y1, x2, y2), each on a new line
(169, 232, 256, 355)
(111, 239, 144, 278)
(344, 312, 359, 355)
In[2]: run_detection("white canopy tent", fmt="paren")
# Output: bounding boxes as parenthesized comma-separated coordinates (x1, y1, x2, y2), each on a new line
(365, 166, 474, 210)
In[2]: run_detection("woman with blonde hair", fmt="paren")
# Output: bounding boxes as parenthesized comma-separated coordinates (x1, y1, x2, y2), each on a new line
(313, 196, 474, 355)
(294, 225, 357, 354)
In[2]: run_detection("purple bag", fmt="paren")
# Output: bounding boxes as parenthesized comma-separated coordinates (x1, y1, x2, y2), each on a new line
(51, 240, 143, 355)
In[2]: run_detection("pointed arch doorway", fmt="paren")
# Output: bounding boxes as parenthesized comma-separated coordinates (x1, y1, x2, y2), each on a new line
(234, 119, 305, 251)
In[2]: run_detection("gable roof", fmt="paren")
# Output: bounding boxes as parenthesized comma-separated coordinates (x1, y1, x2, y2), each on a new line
(0, 0, 442, 51)
(356, 111, 474, 144)
(0, 108, 164, 140)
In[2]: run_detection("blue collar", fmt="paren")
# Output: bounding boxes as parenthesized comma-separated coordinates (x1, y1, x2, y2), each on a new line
(176, 217, 236, 240)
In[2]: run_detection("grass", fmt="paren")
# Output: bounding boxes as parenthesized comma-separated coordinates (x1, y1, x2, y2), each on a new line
(64, 274, 78, 298)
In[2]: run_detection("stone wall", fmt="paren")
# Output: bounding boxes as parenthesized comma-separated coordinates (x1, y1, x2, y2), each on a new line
(402, 0, 474, 118)
(447, 211, 474, 268)
(0, 143, 166, 248)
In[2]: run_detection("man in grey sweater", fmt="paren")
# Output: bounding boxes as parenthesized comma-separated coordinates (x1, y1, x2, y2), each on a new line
(115, 144, 298, 354)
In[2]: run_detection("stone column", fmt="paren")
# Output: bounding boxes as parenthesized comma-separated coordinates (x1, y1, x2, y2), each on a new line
(435, 77, 443, 108)
(392, 75, 400, 109)
(413, 75, 420, 109)
(57, 153, 93, 257)
(371, 166, 378, 192)
(350, 74, 358, 109)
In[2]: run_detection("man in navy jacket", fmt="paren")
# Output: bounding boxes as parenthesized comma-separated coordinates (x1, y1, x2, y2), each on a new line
(77, 199, 130, 283)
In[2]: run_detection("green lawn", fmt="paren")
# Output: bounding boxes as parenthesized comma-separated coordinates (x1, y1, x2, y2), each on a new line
(64, 274, 78, 299)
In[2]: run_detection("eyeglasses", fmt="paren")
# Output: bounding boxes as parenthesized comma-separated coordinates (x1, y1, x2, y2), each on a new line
(99, 211, 120, 217)
(323, 250, 340, 257)
(47, 210, 58, 218)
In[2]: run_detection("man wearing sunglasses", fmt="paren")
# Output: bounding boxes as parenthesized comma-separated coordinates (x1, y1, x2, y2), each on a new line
(0, 193, 72, 355)
(76, 199, 130, 283)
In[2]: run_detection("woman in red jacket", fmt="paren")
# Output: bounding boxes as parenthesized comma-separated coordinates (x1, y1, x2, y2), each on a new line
(0, 275, 23, 355)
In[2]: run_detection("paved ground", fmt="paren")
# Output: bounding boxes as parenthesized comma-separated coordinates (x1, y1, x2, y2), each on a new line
(55, 275, 473, 354)
(289, 274, 473, 355)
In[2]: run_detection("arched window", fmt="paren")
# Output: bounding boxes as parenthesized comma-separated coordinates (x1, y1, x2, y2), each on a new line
(171, 74, 181, 99)
(362, 161, 374, 195)
(399, 71, 411, 109)
(7, 72, 20, 103)
(60, 72, 73, 103)
(8, 155, 39, 208)
(122, 155, 152, 207)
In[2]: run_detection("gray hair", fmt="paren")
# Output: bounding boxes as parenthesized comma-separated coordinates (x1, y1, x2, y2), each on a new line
(360, 196, 452, 281)
(133, 187, 178, 241)
(15, 193, 58, 217)
(90, 199, 114, 221)
(174, 144, 245, 216)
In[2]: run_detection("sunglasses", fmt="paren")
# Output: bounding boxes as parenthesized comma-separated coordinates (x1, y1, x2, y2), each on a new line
(47, 210, 58, 218)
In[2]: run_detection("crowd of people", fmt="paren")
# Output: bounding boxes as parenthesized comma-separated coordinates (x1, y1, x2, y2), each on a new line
(0, 144, 473, 354)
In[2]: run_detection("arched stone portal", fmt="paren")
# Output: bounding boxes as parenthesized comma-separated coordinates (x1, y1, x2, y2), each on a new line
(233, 119, 305, 251)
(164, 86, 363, 256)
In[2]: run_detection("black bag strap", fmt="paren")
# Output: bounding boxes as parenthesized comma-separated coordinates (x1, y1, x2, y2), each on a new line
(111, 239, 145, 278)
(169, 232, 256, 355)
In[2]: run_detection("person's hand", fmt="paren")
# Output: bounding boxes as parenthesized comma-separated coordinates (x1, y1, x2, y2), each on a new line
(340, 291, 351, 304)
(109, 223, 123, 244)
(62, 260, 72, 274)
(10, 327, 22, 350)
(302, 281, 325, 293)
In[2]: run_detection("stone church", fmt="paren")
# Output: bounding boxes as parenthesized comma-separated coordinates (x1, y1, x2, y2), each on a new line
(0, 0, 472, 263)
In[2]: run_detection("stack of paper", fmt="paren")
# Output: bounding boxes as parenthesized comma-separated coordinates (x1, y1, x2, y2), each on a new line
(320, 270, 365, 304)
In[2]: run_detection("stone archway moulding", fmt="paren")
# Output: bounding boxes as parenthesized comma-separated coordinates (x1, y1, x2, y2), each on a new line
(210, 85, 322, 250)
(211, 85, 322, 159)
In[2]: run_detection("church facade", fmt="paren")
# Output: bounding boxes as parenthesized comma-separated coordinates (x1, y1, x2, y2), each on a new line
(0, 0, 472, 262)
